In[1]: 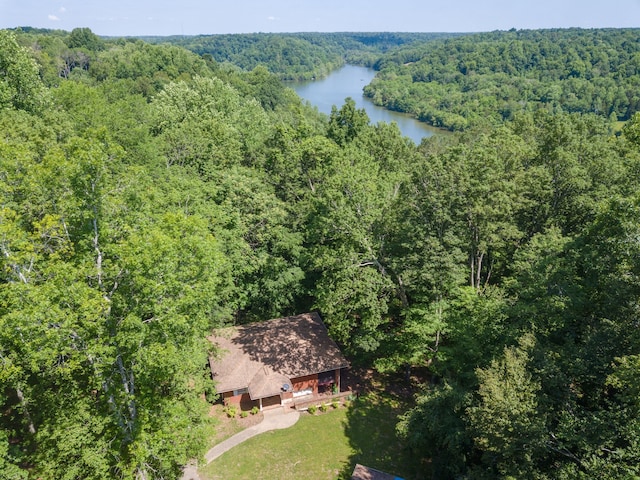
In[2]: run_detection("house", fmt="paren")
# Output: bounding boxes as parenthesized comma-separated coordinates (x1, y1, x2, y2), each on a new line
(351, 464, 405, 480)
(208, 312, 349, 411)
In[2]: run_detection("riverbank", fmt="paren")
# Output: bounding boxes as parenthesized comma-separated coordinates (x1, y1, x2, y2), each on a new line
(289, 64, 441, 144)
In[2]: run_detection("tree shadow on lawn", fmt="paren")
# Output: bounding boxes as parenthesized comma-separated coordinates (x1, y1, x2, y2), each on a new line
(337, 383, 430, 480)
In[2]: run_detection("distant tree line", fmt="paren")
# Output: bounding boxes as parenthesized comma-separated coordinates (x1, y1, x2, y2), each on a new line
(147, 32, 461, 80)
(364, 28, 640, 130)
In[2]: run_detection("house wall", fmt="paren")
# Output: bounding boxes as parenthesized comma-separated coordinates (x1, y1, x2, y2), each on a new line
(291, 373, 318, 395)
(281, 391, 294, 404)
(222, 391, 246, 404)
(222, 391, 257, 410)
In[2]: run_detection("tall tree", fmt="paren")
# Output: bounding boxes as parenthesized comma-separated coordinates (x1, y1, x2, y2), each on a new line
(0, 30, 49, 113)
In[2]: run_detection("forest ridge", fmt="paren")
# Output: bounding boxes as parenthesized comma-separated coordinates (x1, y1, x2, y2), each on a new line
(1, 27, 640, 479)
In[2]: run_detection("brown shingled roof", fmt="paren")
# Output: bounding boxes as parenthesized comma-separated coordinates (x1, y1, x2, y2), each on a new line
(209, 312, 349, 400)
(352, 464, 403, 480)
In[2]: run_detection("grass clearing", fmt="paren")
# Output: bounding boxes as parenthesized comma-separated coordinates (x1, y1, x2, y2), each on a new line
(203, 404, 264, 451)
(199, 391, 425, 480)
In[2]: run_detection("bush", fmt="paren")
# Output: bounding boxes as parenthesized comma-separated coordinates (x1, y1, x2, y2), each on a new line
(331, 400, 339, 409)
(308, 405, 317, 415)
(240, 411, 248, 418)
(319, 404, 328, 413)
(224, 405, 238, 418)
(250, 406, 260, 415)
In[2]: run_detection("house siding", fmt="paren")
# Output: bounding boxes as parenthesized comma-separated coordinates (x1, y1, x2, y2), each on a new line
(291, 373, 319, 395)
(222, 391, 258, 410)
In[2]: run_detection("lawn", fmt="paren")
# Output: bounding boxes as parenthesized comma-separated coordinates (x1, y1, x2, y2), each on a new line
(199, 392, 425, 480)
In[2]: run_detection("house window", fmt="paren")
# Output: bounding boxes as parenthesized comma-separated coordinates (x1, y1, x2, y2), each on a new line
(318, 370, 335, 386)
(233, 387, 248, 396)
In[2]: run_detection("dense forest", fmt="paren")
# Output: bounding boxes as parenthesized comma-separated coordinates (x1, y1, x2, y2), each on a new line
(1, 27, 640, 479)
(364, 28, 640, 131)
(147, 32, 460, 80)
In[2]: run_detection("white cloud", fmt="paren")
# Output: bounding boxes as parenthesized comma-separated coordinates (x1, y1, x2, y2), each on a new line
(48, 14, 60, 21)
(268, 16, 277, 21)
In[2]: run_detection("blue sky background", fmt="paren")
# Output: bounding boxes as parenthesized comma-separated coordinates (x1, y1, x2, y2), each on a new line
(1, 0, 639, 36)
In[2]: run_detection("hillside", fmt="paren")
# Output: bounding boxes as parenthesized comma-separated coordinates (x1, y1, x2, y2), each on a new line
(1, 27, 639, 479)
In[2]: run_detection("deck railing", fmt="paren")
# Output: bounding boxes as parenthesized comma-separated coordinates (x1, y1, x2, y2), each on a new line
(292, 390, 355, 411)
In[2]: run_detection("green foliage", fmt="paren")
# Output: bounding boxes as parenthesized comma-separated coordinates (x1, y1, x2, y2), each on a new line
(224, 405, 238, 418)
(150, 76, 270, 170)
(0, 30, 50, 113)
(327, 97, 370, 145)
(391, 106, 640, 478)
(308, 140, 402, 356)
(153, 32, 456, 81)
(366, 28, 640, 130)
(91, 40, 210, 87)
(67, 27, 103, 51)
(307, 405, 317, 415)
(0, 429, 27, 480)
(623, 112, 640, 146)
(397, 382, 470, 478)
(467, 334, 546, 478)
(2, 28, 640, 480)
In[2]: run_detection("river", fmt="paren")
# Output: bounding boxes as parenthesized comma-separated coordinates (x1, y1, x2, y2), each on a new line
(290, 65, 440, 144)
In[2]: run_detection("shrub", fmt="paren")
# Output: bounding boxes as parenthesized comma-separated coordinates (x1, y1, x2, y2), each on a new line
(331, 400, 339, 409)
(224, 405, 238, 418)
(250, 406, 260, 415)
(240, 411, 248, 418)
(319, 403, 328, 413)
(308, 405, 317, 415)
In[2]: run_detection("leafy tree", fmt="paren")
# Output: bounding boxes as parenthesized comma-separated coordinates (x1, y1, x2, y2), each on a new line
(66, 27, 104, 51)
(398, 381, 471, 479)
(327, 97, 370, 146)
(467, 334, 546, 479)
(0, 30, 49, 113)
(308, 144, 398, 354)
(0, 106, 232, 478)
(205, 166, 305, 321)
(150, 76, 270, 170)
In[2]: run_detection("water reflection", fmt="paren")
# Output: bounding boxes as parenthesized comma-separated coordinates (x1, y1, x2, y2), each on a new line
(291, 65, 440, 144)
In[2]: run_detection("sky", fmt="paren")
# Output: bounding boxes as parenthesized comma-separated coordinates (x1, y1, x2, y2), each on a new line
(1, 0, 639, 37)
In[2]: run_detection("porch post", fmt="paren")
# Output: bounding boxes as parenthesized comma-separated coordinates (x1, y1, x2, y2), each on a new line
(259, 397, 263, 411)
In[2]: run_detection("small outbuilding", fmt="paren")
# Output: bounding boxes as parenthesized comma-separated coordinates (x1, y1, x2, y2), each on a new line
(351, 464, 405, 480)
(208, 312, 349, 410)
